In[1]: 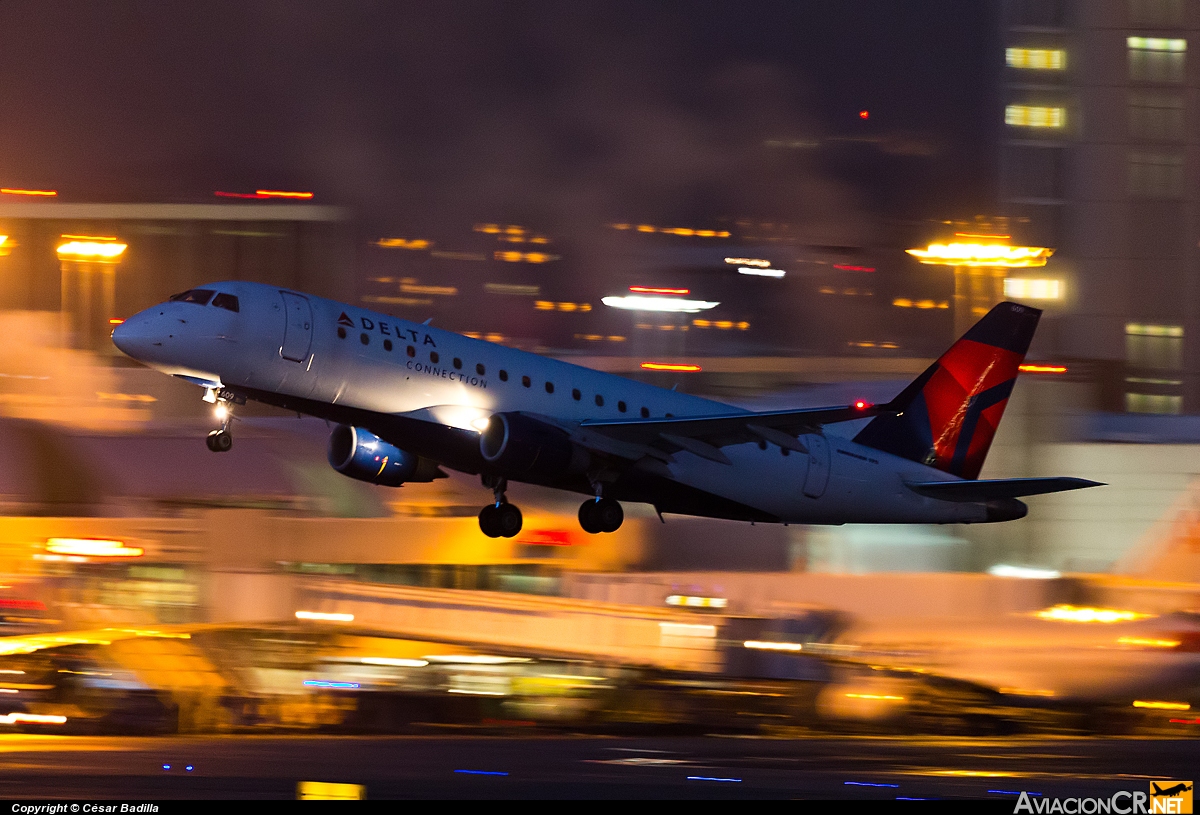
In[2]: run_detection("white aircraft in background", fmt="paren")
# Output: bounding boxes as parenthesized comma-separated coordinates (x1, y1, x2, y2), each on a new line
(111, 283, 1100, 537)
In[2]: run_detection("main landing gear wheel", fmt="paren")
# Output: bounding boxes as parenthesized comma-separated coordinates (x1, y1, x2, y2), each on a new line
(579, 498, 623, 534)
(205, 429, 232, 452)
(479, 502, 523, 538)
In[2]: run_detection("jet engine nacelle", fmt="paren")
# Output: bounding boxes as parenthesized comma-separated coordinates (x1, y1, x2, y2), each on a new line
(327, 424, 443, 487)
(479, 412, 589, 478)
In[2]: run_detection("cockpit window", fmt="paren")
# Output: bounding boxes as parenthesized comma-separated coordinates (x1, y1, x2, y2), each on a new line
(169, 289, 216, 305)
(211, 293, 240, 312)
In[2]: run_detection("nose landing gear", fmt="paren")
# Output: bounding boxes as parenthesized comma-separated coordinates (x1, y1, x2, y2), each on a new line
(478, 475, 523, 538)
(204, 389, 239, 453)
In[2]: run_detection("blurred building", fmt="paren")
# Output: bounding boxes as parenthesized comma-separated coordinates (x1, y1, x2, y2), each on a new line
(0, 202, 353, 352)
(1000, 0, 1200, 413)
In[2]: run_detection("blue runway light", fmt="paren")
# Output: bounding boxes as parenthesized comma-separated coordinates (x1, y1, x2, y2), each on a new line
(991, 790, 1041, 796)
(455, 770, 508, 776)
(687, 776, 742, 783)
(845, 781, 900, 788)
(186, 765, 194, 772)
(162, 764, 170, 771)
(302, 680, 360, 689)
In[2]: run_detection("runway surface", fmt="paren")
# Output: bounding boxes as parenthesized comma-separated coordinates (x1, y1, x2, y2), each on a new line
(0, 733, 1195, 799)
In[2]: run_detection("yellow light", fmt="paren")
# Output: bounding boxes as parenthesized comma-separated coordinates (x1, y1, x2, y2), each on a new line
(743, 640, 803, 652)
(845, 693, 905, 701)
(375, 238, 431, 250)
(255, 190, 313, 199)
(906, 242, 1052, 268)
(0, 712, 66, 725)
(1035, 604, 1153, 624)
(494, 251, 559, 263)
(297, 782, 366, 800)
(1133, 700, 1191, 711)
(1005, 105, 1066, 128)
(0, 188, 56, 196)
(1126, 323, 1183, 338)
(399, 283, 457, 296)
(45, 538, 143, 558)
(1019, 364, 1068, 374)
(295, 611, 354, 622)
(641, 362, 702, 372)
(666, 594, 728, 609)
(56, 241, 128, 260)
(1006, 48, 1066, 70)
(1004, 278, 1063, 299)
(1117, 636, 1181, 648)
(1128, 37, 1187, 52)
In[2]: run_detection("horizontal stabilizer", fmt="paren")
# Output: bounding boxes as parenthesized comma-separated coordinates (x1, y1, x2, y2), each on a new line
(906, 477, 1104, 503)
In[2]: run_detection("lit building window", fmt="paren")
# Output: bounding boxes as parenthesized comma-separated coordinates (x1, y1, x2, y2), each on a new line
(1005, 105, 1066, 128)
(1006, 48, 1066, 70)
(1003, 278, 1063, 300)
(1128, 37, 1186, 83)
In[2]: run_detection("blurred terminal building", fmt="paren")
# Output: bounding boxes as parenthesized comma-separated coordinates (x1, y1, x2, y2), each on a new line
(4, 0, 1200, 631)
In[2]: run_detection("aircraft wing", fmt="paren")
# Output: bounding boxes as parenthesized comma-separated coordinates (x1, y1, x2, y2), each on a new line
(905, 477, 1104, 502)
(575, 402, 889, 464)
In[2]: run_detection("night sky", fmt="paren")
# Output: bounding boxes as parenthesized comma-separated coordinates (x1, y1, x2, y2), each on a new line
(0, 2, 998, 238)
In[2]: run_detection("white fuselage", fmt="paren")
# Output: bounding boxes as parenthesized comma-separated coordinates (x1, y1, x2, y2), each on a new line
(113, 281, 992, 524)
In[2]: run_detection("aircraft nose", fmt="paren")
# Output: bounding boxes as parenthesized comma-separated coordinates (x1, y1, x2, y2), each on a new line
(111, 311, 161, 361)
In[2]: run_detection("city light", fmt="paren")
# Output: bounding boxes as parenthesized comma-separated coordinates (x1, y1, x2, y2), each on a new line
(56, 238, 128, 260)
(725, 258, 770, 268)
(376, 238, 432, 250)
(1034, 605, 1153, 624)
(602, 295, 719, 313)
(1006, 47, 1066, 70)
(1117, 637, 1181, 649)
(1004, 278, 1063, 299)
(1127, 37, 1186, 52)
(1005, 105, 1066, 129)
(495, 251, 559, 263)
(988, 564, 1062, 579)
(743, 640, 803, 652)
(737, 267, 786, 278)
(641, 362, 702, 372)
(906, 242, 1052, 268)
(295, 610, 354, 622)
(45, 538, 143, 558)
(833, 264, 875, 272)
(0, 188, 56, 196)
(256, 190, 313, 198)
(630, 286, 690, 295)
(612, 223, 731, 238)
(1019, 364, 1068, 374)
(1132, 700, 1191, 711)
(666, 594, 728, 609)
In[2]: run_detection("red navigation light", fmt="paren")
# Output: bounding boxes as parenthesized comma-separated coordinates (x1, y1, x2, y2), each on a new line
(214, 191, 268, 199)
(859, 110, 869, 120)
(108, 318, 124, 325)
(833, 264, 876, 272)
(854, 400, 871, 410)
(641, 362, 702, 372)
(1019, 364, 1068, 374)
(630, 286, 690, 295)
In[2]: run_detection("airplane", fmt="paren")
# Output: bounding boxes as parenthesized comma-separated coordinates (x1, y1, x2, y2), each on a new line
(110, 283, 1101, 537)
(1152, 783, 1193, 797)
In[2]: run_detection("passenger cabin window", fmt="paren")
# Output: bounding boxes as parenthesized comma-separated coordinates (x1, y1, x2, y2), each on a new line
(169, 289, 215, 306)
(430, 351, 439, 363)
(640, 407, 650, 418)
(618, 401, 627, 413)
(499, 370, 509, 381)
(211, 293, 240, 312)
(595, 395, 604, 407)
(338, 327, 347, 339)
(522, 375, 531, 388)
(360, 333, 369, 345)
(476, 363, 486, 375)
(407, 345, 416, 357)
(572, 388, 581, 401)
(384, 339, 393, 351)
(545, 382, 555, 394)
(453, 358, 462, 369)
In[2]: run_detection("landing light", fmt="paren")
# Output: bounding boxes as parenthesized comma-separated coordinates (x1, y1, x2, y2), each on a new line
(988, 564, 1062, 579)
(471, 416, 492, 432)
(906, 242, 1052, 268)
(214, 404, 230, 421)
(1133, 700, 1191, 711)
(295, 611, 354, 622)
(57, 240, 127, 260)
(1035, 604, 1153, 624)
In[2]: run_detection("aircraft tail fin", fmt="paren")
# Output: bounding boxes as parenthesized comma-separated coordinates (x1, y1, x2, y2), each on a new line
(854, 301, 1041, 479)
